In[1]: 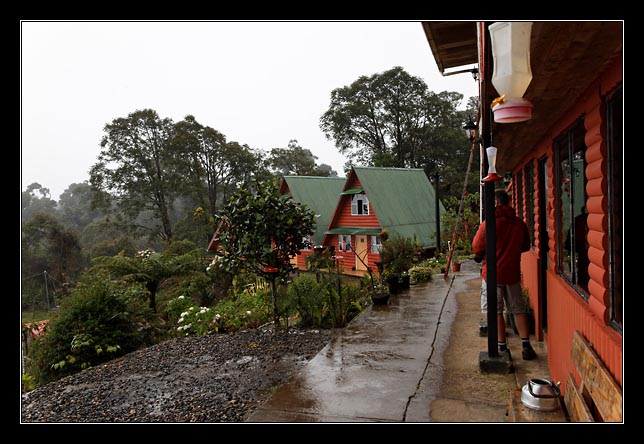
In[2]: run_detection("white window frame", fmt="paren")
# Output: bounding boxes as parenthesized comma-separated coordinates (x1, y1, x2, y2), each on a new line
(351, 194, 369, 216)
(370, 235, 382, 253)
(338, 234, 352, 252)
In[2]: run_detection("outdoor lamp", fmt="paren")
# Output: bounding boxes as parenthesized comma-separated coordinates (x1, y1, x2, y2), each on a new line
(463, 116, 479, 142)
(482, 146, 502, 182)
(489, 22, 533, 123)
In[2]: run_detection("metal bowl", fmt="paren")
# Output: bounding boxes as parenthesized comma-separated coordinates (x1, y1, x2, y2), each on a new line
(520, 378, 561, 411)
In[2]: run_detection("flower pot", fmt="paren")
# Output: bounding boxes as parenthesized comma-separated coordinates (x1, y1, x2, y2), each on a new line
(400, 274, 411, 289)
(370, 292, 390, 305)
(386, 275, 400, 294)
(452, 262, 461, 272)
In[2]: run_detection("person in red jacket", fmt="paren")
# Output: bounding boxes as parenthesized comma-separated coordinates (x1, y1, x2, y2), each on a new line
(472, 189, 536, 360)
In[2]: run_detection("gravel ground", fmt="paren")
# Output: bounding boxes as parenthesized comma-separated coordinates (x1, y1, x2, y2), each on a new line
(21, 327, 333, 423)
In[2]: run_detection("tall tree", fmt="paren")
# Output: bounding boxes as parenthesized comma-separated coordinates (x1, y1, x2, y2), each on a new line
(268, 139, 337, 177)
(89, 109, 177, 241)
(170, 115, 270, 221)
(57, 182, 106, 231)
(170, 115, 227, 219)
(22, 212, 84, 305)
(22, 183, 57, 221)
(320, 66, 476, 200)
(223, 142, 272, 192)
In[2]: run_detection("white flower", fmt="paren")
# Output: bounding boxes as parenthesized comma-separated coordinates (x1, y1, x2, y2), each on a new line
(178, 295, 185, 299)
(246, 311, 252, 315)
(215, 314, 221, 319)
(180, 311, 189, 318)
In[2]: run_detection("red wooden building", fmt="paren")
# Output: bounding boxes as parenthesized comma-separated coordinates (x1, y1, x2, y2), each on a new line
(322, 166, 444, 273)
(423, 21, 623, 398)
(278, 175, 346, 270)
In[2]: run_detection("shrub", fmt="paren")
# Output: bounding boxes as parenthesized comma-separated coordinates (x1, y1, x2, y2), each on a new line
(288, 273, 326, 327)
(408, 266, 434, 284)
(27, 270, 156, 387)
(164, 294, 195, 325)
(175, 305, 220, 336)
(378, 235, 420, 275)
(210, 279, 272, 332)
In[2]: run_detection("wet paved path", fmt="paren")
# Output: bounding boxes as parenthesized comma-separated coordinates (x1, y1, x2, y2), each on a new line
(246, 275, 466, 422)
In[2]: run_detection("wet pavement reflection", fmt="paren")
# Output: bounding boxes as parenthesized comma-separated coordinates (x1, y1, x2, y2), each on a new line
(246, 272, 470, 423)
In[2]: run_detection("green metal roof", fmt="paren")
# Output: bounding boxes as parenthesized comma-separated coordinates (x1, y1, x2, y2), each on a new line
(340, 187, 364, 195)
(351, 167, 446, 248)
(325, 227, 383, 235)
(281, 176, 346, 246)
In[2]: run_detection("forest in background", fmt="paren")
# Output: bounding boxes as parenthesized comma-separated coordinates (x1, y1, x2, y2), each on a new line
(21, 66, 480, 312)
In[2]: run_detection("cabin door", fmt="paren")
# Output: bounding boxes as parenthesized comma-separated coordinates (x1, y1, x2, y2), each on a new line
(354, 235, 369, 272)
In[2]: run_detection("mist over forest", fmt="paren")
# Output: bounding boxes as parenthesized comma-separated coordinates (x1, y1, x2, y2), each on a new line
(22, 67, 479, 311)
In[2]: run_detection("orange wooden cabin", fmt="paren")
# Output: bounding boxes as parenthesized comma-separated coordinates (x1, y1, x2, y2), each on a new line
(423, 21, 623, 403)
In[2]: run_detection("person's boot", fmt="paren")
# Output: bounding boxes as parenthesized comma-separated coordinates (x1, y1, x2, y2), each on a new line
(522, 344, 537, 360)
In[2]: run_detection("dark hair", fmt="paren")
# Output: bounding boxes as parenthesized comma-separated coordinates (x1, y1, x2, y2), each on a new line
(495, 189, 510, 206)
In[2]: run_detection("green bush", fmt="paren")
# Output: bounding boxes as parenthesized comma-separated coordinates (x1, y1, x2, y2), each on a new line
(210, 279, 272, 332)
(288, 273, 326, 327)
(27, 270, 157, 387)
(378, 235, 420, 275)
(408, 266, 434, 283)
(163, 294, 195, 325)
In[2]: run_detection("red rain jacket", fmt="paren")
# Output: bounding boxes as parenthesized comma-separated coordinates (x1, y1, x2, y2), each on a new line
(472, 204, 530, 285)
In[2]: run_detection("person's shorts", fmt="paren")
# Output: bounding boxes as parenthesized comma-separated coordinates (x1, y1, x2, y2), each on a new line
(480, 280, 529, 314)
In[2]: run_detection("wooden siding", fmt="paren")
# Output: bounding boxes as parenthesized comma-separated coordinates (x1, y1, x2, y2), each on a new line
(333, 195, 381, 229)
(545, 274, 622, 390)
(515, 55, 622, 395)
(324, 174, 383, 270)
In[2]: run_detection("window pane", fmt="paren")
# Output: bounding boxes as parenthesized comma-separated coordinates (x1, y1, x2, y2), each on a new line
(557, 134, 573, 283)
(608, 88, 623, 329)
(557, 120, 588, 295)
(571, 123, 589, 293)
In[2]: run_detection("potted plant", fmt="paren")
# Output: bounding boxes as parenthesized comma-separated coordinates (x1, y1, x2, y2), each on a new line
(399, 271, 411, 289)
(378, 235, 418, 291)
(382, 270, 400, 294)
(368, 283, 390, 305)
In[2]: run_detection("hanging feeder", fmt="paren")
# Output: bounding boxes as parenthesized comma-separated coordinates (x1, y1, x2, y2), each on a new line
(491, 96, 533, 123)
(489, 22, 533, 123)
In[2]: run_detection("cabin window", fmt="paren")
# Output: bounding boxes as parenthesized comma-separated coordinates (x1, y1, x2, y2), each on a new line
(351, 193, 369, 215)
(555, 119, 589, 297)
(370, 235, 382, 253)
(606, 87, 622, 332)
(524, 161, 535, 247)
(302, 235, 312, 251)
(338, 234, 352, 252)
